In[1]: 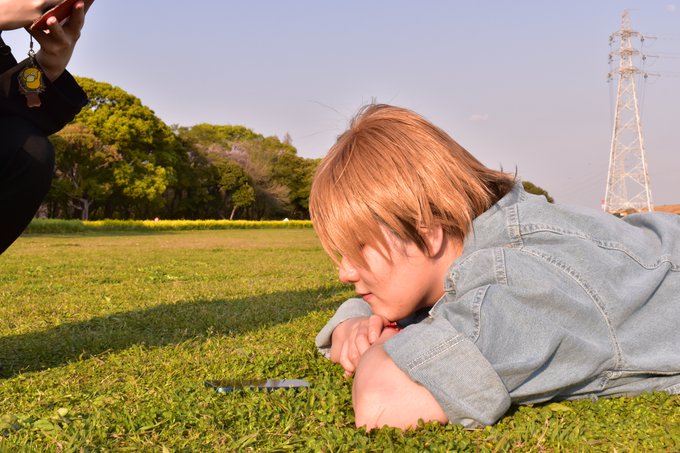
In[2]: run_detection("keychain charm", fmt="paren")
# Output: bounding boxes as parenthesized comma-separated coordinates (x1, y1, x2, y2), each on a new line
(17, 37, 45, 108)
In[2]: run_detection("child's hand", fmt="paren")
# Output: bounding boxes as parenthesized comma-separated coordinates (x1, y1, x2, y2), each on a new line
(330, 315, 392, 377)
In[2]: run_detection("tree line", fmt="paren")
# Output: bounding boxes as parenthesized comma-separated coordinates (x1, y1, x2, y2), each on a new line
(43, 77, 553, 221)
(44, 77, 318, 221)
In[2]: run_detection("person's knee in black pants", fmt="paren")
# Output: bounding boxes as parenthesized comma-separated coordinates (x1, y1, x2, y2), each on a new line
(0, 116, 55, 254)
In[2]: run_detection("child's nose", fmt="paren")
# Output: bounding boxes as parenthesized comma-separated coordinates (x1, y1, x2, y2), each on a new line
(338, 257, 359, 284)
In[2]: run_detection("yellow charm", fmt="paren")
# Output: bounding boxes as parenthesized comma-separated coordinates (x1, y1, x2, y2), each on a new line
(19, 66, 43, 91)
(18, 36, 45, 108)
(18, 65, 45, 108)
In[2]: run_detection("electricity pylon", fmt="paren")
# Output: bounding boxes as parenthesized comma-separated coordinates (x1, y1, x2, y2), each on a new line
(604, 10, 654, 214)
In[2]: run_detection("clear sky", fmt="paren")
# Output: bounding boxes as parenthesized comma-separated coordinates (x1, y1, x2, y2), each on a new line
(4, 0, 680, 208)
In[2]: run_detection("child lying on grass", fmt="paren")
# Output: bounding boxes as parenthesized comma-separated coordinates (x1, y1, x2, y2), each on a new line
(310, 104, 680, 430)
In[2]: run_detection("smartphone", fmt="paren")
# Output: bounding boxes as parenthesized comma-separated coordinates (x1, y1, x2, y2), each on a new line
(205, 379, 310, 393)
(29, 0, 80, 32)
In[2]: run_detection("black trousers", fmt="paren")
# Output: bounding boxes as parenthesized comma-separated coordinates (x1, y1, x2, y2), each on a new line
(0, 116, 55, 254)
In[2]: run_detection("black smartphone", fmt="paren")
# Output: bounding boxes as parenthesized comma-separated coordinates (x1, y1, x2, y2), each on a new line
(205, 379, 310, 393)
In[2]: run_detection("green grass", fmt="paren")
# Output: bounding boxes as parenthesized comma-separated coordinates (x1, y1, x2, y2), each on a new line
(1, 230, 678, 451)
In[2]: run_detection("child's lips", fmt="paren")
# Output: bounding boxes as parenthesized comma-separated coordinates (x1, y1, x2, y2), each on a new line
(354, 287, 372, 302)
(360, 293, 373, 302)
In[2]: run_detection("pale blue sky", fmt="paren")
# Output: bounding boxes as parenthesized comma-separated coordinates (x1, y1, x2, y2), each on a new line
(4, 1, 679, 207)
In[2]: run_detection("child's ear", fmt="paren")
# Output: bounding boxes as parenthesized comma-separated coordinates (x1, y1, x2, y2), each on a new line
(421, 224, 446, 258)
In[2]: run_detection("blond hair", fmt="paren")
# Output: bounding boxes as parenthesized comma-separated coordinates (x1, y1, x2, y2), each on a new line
(309, 104, 514, 267)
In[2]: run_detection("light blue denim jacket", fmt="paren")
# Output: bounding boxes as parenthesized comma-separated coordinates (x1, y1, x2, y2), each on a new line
(316, 183, 680, 427)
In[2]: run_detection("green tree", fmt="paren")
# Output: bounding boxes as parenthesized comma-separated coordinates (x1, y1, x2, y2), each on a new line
(176, 124, 312, 219)
(230, 183, 256, 220)
(207, 156, 265, 220)
(72, 77, 183, 218)
(271, 152, 318, 218)
(173, 123, 261, 149)
(48, 124, 120, 219)
(163, 134, 223, 219)
(49, 78, 319, 220)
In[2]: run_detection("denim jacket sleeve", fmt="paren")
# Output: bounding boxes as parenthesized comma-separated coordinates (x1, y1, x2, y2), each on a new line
(315, 297, 372, 358)
(383, 316, 511, 427)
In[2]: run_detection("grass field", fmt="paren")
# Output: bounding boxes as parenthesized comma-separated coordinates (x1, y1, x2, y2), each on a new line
(0, 229, 678, 451)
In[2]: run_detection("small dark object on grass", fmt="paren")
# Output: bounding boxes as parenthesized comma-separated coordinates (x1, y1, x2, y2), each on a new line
(205, 379, 310, 393)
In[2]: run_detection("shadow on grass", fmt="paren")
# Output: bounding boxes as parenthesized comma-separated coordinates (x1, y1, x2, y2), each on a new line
(0, 286, 345, 378)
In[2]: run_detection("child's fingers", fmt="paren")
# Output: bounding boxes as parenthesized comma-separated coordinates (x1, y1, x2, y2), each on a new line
(354, 333, 371, 356)
(347, 338, 363, 366)
(367, 315, 384, 343)
(339, 341, 356, 376)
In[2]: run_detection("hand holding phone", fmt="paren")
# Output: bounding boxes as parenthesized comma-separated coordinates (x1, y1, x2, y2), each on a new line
(29, 0, 80, 32)
(29, 0, 91, 81)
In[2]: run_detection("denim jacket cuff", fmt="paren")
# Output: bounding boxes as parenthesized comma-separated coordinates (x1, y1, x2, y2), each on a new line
(383, 317, 511, 427)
